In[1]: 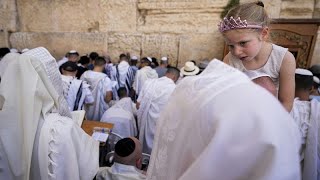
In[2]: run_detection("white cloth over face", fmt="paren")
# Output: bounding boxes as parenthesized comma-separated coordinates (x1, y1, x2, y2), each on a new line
(290, 98, 320, 180)
(81, 70, 112, 121)
(61, 75, 94, 111)
(137, 76, 176, 154)
(0, 47, 99, 180)
(147, 59, 301, 180)
(133, 66, 158, 96)
(101, 97, 138, 137)
(96, 163, 146, 180)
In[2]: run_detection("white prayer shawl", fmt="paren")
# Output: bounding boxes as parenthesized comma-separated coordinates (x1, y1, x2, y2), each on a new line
(133, 66, 158, 96)
(61, 75, 94, 111)
(291, 98, 320, 180)
(137, 76, 176, 154)
(147, 59, 301, 180)
(0, 53, 20, 80)
(101, 97, 138, 137)
(0, 47, 99, 180)
(96, 163, 146, 180)
(81, 71, 112, 121)
(111, 61, 135, 99)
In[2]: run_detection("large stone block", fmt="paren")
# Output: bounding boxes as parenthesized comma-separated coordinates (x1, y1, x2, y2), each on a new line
(142, 34, 179, 66)
(314, 0, 320, 18)
(107, 33, 142, 63)
(178, 33, 225, 68)
(0, 0, 17, 32)
(280, 0, 314, 18)
(17, 0, 137, 32)
(10, 32, 108, 60)
(137, 0, 226, 33)
(311, 27, 320, 65)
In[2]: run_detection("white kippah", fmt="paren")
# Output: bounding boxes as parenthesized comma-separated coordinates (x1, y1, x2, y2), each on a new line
(147, 57, 152, 62)
(131, 55, 138, 60)
(161, 57, 168, 61)
(69, 50, 78, 53)
(314, 76, 320, 84)
(21, 48, 29, 53)
(10, 48, 18, 53)
(295, 68, 313, 76)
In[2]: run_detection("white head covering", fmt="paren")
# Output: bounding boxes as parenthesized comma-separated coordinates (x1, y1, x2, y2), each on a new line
(10, 48, 19, 53)
(180, 61, 199, 76)
(313, 76, 320, 84)
(131, 55, 138, 61)
(161, 57, 168, 61)
(295, 68, 313, 76)
(21, 48, 29, 53)
(147, 59, 301, 180)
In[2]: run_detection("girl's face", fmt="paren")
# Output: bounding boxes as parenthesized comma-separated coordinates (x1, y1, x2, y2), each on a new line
(223, 29, 266, 61)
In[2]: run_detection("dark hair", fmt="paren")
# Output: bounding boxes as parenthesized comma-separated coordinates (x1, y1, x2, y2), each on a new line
(166, 67, 180, 78)
(141, 57, 151, 66)
(117, 87, 128, 99)
(119, 53, 128, 60)
(61, 61, 78, 72)
(295, 74, 313, 91)
(89, 52, 99, 60)
(94, 56, 106, 66)
(78, 56, 90, 65)
(309, 64, 320, 79)
(0, 47, 10, 58)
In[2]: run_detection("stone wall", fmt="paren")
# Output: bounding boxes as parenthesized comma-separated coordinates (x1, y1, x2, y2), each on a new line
(1, 0, 320, 66)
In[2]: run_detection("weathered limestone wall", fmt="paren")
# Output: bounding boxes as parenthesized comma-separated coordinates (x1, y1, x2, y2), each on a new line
(1, 0, 320, 66)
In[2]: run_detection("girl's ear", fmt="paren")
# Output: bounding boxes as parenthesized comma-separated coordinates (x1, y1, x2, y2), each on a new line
(260, 27, 269, 41)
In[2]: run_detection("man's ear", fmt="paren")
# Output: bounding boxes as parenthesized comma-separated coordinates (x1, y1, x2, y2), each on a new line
(136, 158, 142, 169)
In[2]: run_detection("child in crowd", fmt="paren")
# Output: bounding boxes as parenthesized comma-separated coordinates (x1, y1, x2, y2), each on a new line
(220, 1, 296, 111)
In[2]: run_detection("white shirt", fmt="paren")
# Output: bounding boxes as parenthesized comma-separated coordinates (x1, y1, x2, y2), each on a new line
(133, 66, 158, 96)
(96, 163, 146, 180)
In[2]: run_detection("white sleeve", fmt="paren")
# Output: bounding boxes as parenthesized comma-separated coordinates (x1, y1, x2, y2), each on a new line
(82, 83, 94, 104)
(104, 77, 112, 92)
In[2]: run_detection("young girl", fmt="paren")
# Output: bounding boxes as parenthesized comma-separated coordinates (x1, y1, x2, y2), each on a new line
(220, 1, 296, 112)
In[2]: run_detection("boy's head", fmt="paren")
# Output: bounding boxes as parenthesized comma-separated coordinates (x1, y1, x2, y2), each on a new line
(67, 50, 79, 62)
(78, 56, 90, 66)
(117, 87, 128, 99)
(61, 61, 78, 76)
(119, 53, 128, 62)
(94, 56, 107, 67)
(89, 52, 99, 61)
(295, 68, 313, 92)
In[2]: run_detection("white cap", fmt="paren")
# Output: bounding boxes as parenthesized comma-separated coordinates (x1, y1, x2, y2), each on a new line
(295, 68, 313, 76)
(161, 57, 168, 61)
(69, 50, 78, 54)
(147, 57, 152, 62)
(313, 76, 320, 84)
(131, 55, 138, 60)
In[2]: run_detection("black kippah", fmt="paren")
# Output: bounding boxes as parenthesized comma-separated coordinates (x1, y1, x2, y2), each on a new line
(61, 61, 78, 72)
(115, 138, 136, 157)
(256, 1, 264, 7)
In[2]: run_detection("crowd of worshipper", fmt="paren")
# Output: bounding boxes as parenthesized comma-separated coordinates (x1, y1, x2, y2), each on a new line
(1, 1, 320, 180)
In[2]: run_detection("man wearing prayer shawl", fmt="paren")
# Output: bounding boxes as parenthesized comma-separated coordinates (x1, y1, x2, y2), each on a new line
(81, 56, 113, 121)
(137, 67, 180, 154)
(61, 61, 94, 111)
(147, 59, 301, 180)
(0, 47, 99, 180)
(133, 57, 158, 97)
(290, 68, 320, 180)
(111, 54, 135, 100)
(101, 87, 138, 137)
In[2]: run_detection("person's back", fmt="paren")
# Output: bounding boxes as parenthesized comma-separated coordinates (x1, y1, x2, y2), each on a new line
(101, 88, 138, 137)
(81, 56, 113, 120)
(147, 59, 301, 180)
(290, 68, 320, 180)
(154, 57, 168, 78)
(96, 137, 146, 180)
(137, 67, 180, 154)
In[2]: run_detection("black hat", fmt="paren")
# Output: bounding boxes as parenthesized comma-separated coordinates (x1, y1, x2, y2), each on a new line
(61, 61, 78, 72)
(115, 138, 135, 157)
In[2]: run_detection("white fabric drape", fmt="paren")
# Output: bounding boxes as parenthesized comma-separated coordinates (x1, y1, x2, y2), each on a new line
(96, 162, 146, 180)
(0, 47, 99, 180)
(147, 59, 301, 180)
(133, 66, 158, 96)
(101, 97, 138, 137)
(137, 76, 176, 154)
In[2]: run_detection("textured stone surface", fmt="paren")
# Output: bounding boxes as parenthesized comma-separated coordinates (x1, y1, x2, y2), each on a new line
(10, 32, 108, 60)
(311, 27, 320, 65)
(314, 0, 320, 18)
(280, 0, 315, 18)
(178, 33, 224, 68)
(17, 0, 137, 32)
(0, 0, 17, 32)
(107, 33, 142, 63)
(0, 31, 9, 47)
(142, 34, 179, 66)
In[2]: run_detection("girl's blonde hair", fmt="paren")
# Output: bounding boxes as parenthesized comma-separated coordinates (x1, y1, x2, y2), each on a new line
(226, 1, 270, 28)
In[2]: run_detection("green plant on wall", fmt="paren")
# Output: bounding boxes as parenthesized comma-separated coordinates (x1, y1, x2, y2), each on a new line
(220, 0, 240, 19)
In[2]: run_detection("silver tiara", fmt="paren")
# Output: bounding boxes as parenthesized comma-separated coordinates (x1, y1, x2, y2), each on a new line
(218, 16, 263, 32)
